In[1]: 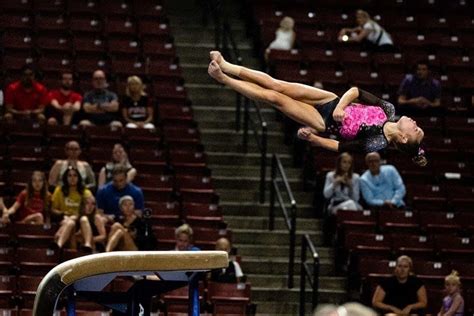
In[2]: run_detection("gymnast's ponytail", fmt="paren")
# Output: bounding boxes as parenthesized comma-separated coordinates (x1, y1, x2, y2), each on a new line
(394, 142, 428, 167)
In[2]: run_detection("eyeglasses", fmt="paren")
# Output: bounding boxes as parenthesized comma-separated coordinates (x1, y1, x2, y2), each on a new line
(67, 147, 80, 151)
(93, 77, 105, 80)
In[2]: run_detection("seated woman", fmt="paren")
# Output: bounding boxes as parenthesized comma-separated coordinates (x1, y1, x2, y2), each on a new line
(105, 195, 145, 252)
(372, 255, 427, 315)
(97, 143, 137, 188)
(323, 152, 362, 214)
(208, 51, 426, 166)
(121, 76, 155, 129)
(174, 223, 200, 251)
(50, 167, 93, 249)
(76, 195, 106, 252)
(2, 171, 50, 225)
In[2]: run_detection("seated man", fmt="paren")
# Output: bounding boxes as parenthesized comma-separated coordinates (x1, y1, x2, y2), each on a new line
(46, 71, 82, 125)
(4, 64, 49, 122)
(96, 166, 144, 223)
(80, 70, 122, 128)
(360, 152, 406, 209)
(397, 60, 441, 113)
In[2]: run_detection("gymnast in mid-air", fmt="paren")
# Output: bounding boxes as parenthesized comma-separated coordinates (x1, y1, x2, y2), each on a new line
(208, 51, 427, 166)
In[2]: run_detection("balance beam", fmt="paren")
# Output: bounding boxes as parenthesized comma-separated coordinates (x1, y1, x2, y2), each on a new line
(33, 251, 228, 316)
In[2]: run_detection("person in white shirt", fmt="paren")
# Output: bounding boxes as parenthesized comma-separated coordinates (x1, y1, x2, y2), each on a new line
(338, 10, 395, 52)
(265, 16, 296, 60)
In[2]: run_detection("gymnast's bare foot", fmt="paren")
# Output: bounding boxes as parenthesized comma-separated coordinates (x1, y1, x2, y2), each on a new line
(208, 60, 227, 83)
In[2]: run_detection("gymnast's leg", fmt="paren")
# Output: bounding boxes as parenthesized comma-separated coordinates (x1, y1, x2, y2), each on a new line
(210, 51, 338, 106)
(208, 61, 326, 132)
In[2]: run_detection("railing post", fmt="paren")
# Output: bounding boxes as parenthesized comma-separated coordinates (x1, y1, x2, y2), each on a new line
(312, 251, 320, 310)
(259, 122, 267, 204)
(269, 155, 276, 231)
(235, 93, 241, 132)
(299, 236, 307, 316)
(288, 202, 296, 289)
(242, 97, 249, 154)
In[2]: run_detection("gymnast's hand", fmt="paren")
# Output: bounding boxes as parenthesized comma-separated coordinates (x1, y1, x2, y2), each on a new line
(297, 127, 313, 141)
(333, 107, 345, 122)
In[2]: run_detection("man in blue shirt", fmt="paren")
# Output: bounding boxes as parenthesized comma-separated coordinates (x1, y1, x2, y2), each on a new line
(360, 152, 406, 208)
(97, 166, 144, 222)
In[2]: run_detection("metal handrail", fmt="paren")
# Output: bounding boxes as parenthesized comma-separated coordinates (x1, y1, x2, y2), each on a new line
(269, 154, 297, 288)
(299, 234, 320, 316)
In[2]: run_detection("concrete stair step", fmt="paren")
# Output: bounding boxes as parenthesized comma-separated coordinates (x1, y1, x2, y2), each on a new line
(193, 106, 278, 122)
(173, 28, 248, 46)
(203, 141, 292, 155)
(234, 243, 330, 259)
(226, 216, 319, 231)
(247, 274, 346, 290)
(220, 201, 316, 218)
(176, 44, 255, 65)
(197, 119, 282, 130)
(186, 84, 245, 105)
(200, 128, 285, 144)
(210, 165, 301, 178)
(252, 287, 346, 304)
(241, 257, 333, 276)
(232, 228, 322, 246)
(207, 152, 292, 167)
(214, 176, 304, 191)
(217, 188, 313, 204)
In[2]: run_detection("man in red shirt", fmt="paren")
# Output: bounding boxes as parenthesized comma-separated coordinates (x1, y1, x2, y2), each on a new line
(4, 65, 49, 122)
(46, 71, 82, 125)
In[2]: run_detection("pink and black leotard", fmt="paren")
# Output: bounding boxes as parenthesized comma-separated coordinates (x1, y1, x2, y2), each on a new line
(317, 89, 395, 153)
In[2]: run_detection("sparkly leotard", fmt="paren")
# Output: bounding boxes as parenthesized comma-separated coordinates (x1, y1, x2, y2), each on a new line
(442, 294, 464, 315)
(317, 89, 395, 153)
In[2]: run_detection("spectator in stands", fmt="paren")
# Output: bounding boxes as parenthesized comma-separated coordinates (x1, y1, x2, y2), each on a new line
(174, 223, 200, 251)
(398, 60, 441, 112)
(3, 64, 49, 123)
(96, 166, 144, 224)
(210, 237, 244, 283)
(46, 71, 82, 126)
(48, 140, 96, 191)
(372, 255, 427, 314)
(338, 10, 395, 52)
(79, 70, 122, 128)
(208, 52, 427, 166)
(360, 152, 406, 209)
(50, 167, 93, 249)
(77, 195, 106, 253)
(314, 302, 376, 316)
(121, 76, 155, 129)
(98, 143, 137, 188)
(2, 171, 50, 225)
(438, 270, 464, 316)
(265, 16, 296, 60)
(323, 152, 362, 214)
(105, 195, 146, 251)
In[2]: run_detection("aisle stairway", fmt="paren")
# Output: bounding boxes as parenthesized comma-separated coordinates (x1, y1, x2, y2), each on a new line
(165, 1, 347, 314)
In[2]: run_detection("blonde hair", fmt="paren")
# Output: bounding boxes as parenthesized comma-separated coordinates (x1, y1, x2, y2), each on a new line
(175, 223, 193, 238)
(314, 302, 376, 316)
(396, 255, 413, 271)
(279, 16, 295, 30)
(356, 9, 371, 20)
(126, 75, 146, 96)
(445, 270, 461, 286)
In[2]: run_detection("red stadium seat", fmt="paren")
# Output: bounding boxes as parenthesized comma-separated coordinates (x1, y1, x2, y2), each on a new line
(16, 247, 60, 276)
(207, 281, 252, 316)
(392, 234, 435, 260)
(434, 235, 474, 261)
(17, 275, 43, 308)
(378, 210, 419, 234)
